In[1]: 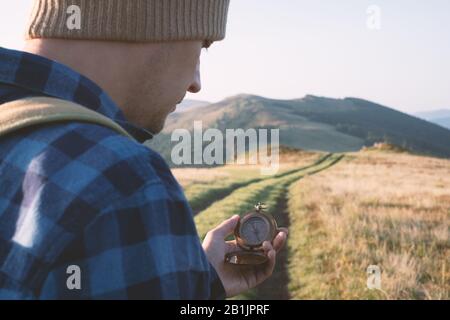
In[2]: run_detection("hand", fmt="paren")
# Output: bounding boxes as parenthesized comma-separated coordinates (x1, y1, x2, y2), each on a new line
(202, 215, 288, 298)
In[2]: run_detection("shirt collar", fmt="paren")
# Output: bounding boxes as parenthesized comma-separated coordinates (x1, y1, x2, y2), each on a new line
(0, 47, 153, 142)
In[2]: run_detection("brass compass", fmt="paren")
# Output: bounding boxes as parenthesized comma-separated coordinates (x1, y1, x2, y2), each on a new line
(225, 203, 278, 265)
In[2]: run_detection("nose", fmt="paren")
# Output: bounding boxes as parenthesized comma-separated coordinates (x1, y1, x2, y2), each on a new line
(187, 60, 201, 93)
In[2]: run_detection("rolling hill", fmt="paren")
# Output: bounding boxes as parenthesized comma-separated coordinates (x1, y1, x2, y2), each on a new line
(415, 109, 450, 130)
(147, 94, 450, 165)
(432, 117, 450, 129)
(415, 109, 450, 120)
(174, 99, 210, 113)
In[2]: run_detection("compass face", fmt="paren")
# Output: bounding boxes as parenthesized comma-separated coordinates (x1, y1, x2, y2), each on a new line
(239, 216, 271, 247)
(226, 205, 278, 265)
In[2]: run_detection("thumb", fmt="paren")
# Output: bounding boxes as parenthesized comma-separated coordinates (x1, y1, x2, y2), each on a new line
(211, 215, 240, 239)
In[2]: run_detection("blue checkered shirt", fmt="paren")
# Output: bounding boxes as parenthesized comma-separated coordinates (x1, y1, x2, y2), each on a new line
(0, 47, 225, 300)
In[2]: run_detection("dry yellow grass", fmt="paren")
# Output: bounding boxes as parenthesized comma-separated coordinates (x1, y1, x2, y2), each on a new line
(288, 151, 449, 300)
(173, 147, 320, 188)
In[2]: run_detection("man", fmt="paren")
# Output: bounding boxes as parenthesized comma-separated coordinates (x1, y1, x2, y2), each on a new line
(0, 0, 287, 299)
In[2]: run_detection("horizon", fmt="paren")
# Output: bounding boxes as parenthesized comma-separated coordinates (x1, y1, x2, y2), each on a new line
(181, 93, 449, 116)
(1, 1, 450, 114)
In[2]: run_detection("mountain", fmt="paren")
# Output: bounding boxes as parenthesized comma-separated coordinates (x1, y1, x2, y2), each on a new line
(175, 99, 210, 113)
(414, 109, 450, 130)
(415, 109, 450, 120)
(147, 94, 450, 165)
(430, 117, 450, 129)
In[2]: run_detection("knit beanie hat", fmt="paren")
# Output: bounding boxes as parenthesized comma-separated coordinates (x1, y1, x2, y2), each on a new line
(26, 0, 230, 42)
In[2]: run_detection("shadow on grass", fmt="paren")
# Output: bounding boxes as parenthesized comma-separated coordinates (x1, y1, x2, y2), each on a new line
(191, 153, 334, 215)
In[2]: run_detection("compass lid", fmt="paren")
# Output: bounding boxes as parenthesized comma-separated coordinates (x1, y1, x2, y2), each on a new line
(225, 251, 268, 265)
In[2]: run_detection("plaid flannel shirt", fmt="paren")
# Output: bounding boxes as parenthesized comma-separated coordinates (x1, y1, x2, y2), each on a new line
(0, 47, 225, 300)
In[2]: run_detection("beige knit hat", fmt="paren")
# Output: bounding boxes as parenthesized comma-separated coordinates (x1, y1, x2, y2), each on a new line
(26, 0, 230, 42)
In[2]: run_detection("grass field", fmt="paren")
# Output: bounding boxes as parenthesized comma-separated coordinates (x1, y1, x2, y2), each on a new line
(287, 150, 449, 299)
(173, 148, 321, 214)
(172, 147, 449, 300)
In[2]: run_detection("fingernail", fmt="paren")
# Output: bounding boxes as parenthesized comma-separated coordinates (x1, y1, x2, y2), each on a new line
(269, 250, 276, 259)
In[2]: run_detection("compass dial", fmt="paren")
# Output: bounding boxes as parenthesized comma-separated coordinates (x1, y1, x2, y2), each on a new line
(239, 216, 271, 247)
(226, 204, 279, 265)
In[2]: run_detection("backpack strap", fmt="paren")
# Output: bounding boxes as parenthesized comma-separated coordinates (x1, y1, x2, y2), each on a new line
(0, 96, 134, 140)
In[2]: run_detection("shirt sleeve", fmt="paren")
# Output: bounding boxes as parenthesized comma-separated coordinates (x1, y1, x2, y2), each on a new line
(36, 125, 226, 299)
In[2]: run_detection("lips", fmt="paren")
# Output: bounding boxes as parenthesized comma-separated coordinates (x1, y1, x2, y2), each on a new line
(178, 95, 186, 105)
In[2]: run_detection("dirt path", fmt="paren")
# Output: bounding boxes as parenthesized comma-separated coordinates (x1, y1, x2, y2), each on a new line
(191, 153, 334, 215)
(192, 153, 344, 299)
(253, 183, 291, 299)
(252, 154, 344, 300)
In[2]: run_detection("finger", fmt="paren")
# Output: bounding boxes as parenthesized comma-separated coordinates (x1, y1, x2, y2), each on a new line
(225, 240, 238, 252)
(273, 230, 288, 252)
(277, 227, 289, 236)
(210, 215, 240, 239)
(259, 249, 276, 280)
(262, 241, 273, 255)
(240, 248, 276, 287)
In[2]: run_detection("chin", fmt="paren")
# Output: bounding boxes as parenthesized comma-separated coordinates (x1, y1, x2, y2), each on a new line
(140, 108, 172, 135)
(150, 118, 167, 135)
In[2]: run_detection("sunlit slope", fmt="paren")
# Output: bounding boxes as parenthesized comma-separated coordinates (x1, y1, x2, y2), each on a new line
(149, 94, 450, 164)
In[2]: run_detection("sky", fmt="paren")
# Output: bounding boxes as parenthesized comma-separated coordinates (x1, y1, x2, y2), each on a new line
(1, 0, 450, 113)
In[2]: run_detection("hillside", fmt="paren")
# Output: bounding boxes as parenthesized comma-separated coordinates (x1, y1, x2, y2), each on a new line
(432, 117, 450, 129)
(174, 99, 210, 113)
(415, 109, 450, 130)
(415, 109, 450, 120)
(147, 94, 450, 165)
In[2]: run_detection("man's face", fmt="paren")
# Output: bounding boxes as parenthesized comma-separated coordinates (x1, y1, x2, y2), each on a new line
(24, 38, 206, 135)
(121, 40, 205, 134)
